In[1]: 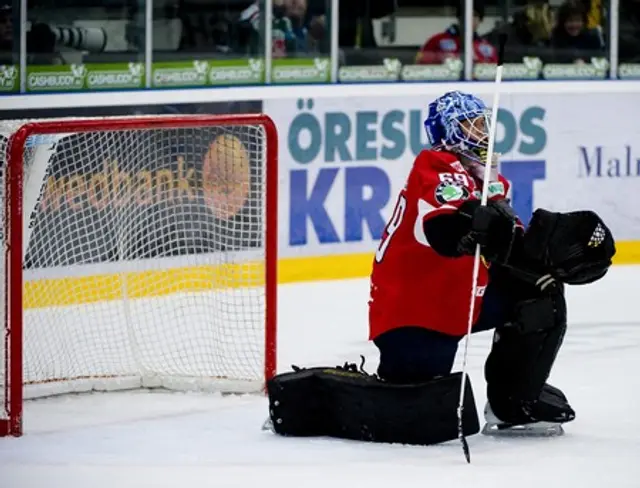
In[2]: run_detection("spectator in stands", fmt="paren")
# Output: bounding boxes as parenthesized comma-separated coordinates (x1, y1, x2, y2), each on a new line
(178, 8, 236, 55)
(270, 0, 308, 57)
(210, 11, 235, 55)
(238, 0, 325, 58)
(305, 0, 330, 54)
(619, 0, 640, 62)
(416, 1, 497, 65)
(487, 1, 554, 63)
(237, 1, 262, 55)
(282, 0, 316, 55)
(582, 0, 603, 30)
(550, 0, 605, 63)
(238, 0, 294, 57)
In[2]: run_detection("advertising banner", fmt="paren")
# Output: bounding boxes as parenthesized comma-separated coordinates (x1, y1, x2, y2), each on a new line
(0, 100, 265, 270)
(272, 57, 331, 84)
(27, 63, 146, 92)
(152, 59, 265, 88)
(265, 92, 640, 261)
(0, 64, 18, 92)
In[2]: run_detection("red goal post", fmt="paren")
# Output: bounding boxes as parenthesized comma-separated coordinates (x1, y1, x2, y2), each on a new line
(0, 114, 278, 437)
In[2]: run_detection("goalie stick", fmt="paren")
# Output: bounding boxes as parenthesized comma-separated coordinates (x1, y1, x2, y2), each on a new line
(457, 31, 508, 464)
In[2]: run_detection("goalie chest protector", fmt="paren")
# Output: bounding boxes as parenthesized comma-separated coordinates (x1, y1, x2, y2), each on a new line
(266, 366, 480, 446)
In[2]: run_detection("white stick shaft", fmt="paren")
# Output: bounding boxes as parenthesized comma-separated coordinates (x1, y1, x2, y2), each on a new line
(457, 63, 505, 439)
(480, 65, 504, 205)
(457, 244, 482, 411)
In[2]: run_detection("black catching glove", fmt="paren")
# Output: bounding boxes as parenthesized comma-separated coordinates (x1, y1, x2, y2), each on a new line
(523, 208, 616, 285)
(457, 199, 520, 264)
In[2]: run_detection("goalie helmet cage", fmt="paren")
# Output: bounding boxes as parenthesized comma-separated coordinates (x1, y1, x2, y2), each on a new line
(0, 114, 278, 437)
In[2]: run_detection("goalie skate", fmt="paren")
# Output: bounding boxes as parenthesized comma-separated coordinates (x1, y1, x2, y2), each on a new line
(481, 403, 565, 437)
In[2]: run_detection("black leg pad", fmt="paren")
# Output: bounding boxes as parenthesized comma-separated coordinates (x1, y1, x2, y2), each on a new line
(267, 366, 480, 446)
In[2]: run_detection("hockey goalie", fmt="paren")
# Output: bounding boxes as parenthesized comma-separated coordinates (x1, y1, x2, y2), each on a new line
(266, 91, 616, 446)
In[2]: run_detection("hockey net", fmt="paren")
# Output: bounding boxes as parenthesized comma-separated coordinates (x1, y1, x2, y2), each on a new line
(0, 114, 278, 436)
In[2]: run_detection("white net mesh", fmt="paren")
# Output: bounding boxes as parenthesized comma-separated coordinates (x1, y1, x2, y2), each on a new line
(0, 116, 273, 426)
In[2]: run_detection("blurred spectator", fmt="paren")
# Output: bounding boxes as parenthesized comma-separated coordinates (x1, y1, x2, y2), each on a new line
(0, 1, 13, 65)
(487, 1, 554, 63)
(282, 0, 318, 54)
(176, 6, 238, 55)
(239, 0, 326, 58)
(305, 0, 329, 53)
(619, 0, 640, 62)
(271, 0, 310, 57)
(416, 1, 497, 65)
(237, 2, 262, 55)
(208, 12, 236, 55)
(550, 0, 604, 63)
(582, 0, 603, 30)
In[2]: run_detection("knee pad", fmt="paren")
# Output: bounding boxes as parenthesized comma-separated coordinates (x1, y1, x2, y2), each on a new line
(266, 364, 480, 446)
(485, 284, 567, 403)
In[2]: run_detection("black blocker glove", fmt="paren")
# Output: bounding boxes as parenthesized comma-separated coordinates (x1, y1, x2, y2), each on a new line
(457, 199, 520, 264)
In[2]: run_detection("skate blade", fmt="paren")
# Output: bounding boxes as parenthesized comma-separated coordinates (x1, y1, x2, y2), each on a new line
(482, 421, 564, 438)
(262, 417, 275, 432)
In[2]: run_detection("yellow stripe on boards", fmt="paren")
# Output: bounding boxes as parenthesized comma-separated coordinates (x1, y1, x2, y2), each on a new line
(612, 241, 640, 265)
(278, 253, 374, 284)
(24, 263, 267, 309)
(21, 241, 640, 309)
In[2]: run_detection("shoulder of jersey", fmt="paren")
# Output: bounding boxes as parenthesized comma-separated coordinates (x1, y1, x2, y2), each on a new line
(415, 149, 465, 173)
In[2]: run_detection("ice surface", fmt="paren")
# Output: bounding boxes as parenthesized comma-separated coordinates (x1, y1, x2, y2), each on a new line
(2, 266, 640, 488)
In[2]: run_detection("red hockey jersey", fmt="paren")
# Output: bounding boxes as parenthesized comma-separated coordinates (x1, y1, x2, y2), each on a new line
(368, 149, 511, 340)
(416, 25, 498, 65)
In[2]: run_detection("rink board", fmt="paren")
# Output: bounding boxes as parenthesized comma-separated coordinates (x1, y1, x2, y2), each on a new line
(23, 239, 640, 309)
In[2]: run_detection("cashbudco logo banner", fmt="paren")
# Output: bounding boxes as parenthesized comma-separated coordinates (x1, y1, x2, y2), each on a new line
(0, 64, 19, 92)
(27, 63, 146, 91)
(18, 57, 640, 93)
(26, 59, 267, 91)
(152, 59, 265, 88)
(271, 57, 330, 84)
